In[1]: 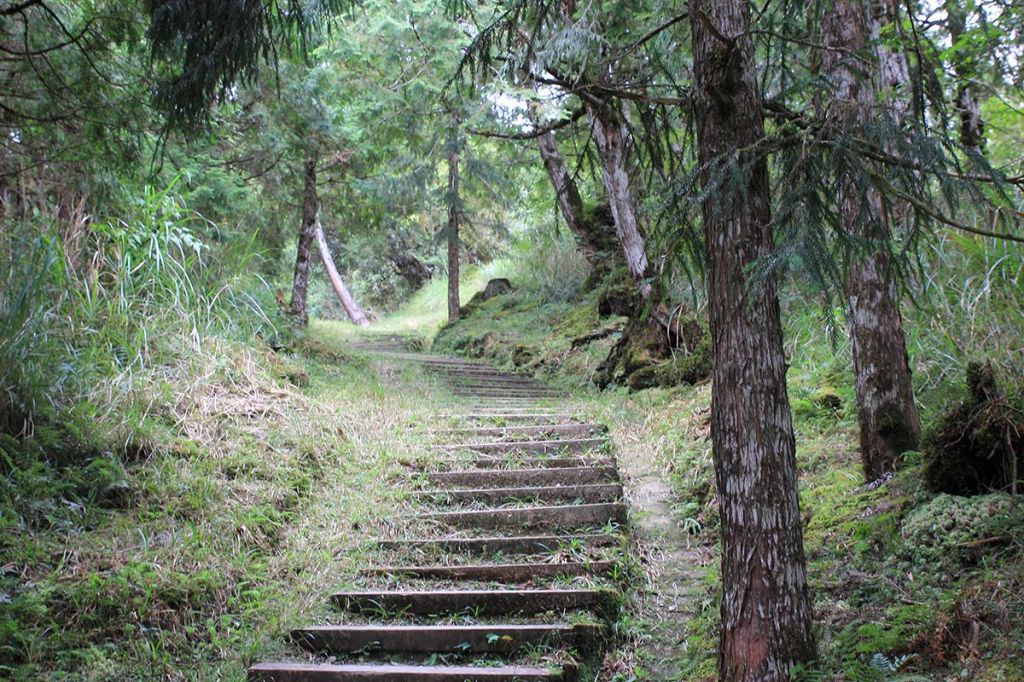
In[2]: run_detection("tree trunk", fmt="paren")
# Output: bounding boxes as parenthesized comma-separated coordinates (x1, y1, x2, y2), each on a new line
(943, 0, 984, 153)
(314, 217, 368, 326)
(690, 1, 816, 679)
(536, 130, 616, 264)
(289, 152, 319, 325)
(446, 144, 461, 323)
(586, 100, 653, 300)
(822, 0, 923, 481)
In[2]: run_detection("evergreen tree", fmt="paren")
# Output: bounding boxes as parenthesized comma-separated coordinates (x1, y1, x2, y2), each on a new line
(689, 0, 816, 675)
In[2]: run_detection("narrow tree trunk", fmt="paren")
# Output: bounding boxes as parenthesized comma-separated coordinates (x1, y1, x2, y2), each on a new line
(536, 130, 614, 263)
(446, 145, 461, 323)
(943, 0, 984, 153)
(314, 217, 368, 326)
(690, 1, 816, 678)
(289, 152, 319, 325)
(823, 0, 923, 481)
(586, 101, 653, 300)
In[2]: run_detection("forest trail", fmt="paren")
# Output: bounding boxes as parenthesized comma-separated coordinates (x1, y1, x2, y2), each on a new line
(249, 336, 632, 681)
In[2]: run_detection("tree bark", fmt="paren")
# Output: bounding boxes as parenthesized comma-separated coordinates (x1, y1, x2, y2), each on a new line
(314, 217, 368, 326)
(943, 0, 985, 153)
(822, 0, 923, 482)
(690, 1, 816, 679)
(586, 100, 653, 300)
(536, 130, 617, 264)
(289, 152, 319, 325)
(446, 143, 461, 323)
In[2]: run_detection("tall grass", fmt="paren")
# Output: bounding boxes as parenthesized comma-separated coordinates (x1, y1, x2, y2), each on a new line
(907, 233, 1024, 415)
(0, 179, 278, 437)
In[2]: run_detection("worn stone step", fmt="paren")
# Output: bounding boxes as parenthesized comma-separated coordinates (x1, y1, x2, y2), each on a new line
(438, 413, 576, 423)
(451, 390, 561, 398)
(437, 424, 605, 439)
(444, 383, 553, 392)
(360, 560, 617, 582)
(249, 662, 574, 682)
(420, 503, 627, 531)
(464, 456, 615, 470)
(332, 588, 616, 617)
(425, 466, 619, 488)
(415, 483, 622, 505)
(290, 623, 603, 655)
(440, 375, 549, 383)
(376, 533, 621, 555)
(438, 438, 608, 455)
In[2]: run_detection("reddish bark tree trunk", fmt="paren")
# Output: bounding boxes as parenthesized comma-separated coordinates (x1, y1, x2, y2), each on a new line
(822, 0, 923, 482)
(289, 152, 318, 325)
(314, 218, 368, 326)
(447, 145, 461, 323)
(690, 1, 816, 678)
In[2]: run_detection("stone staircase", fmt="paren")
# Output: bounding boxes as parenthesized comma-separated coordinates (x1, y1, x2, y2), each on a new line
(249, 339, 630, 682)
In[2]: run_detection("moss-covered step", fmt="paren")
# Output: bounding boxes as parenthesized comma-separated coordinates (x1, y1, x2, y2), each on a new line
(375, 533, 621, 555)
(331, 588, 617, 617)
(249, 662, 575, 682)
(424, 466, 619, 488)
(290, 623, 603, 655)
(413, 483, 623, 505)
(419, 503, 627, 531)
(359, 560, 617, 581)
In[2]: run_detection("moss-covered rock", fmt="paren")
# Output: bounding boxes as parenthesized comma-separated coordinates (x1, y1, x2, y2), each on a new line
(899, 493, 1022, 571)
(625, 335, 713, 391)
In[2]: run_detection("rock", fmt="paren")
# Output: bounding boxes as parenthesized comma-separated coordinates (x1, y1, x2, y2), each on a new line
(460, 279, 514, 316)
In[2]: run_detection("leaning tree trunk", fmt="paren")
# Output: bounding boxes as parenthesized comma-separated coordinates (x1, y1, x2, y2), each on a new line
(314, 217, 368, 326)
(823, 0, 923, 482)
(586, 100, 653, 300)
(446, 143, 461, 323)
(536, 130, 616, 264)
(289, 152, 319, 325)
(690, 0, 816, 678)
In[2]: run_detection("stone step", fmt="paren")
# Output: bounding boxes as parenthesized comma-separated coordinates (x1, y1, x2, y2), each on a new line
(425, 466, 619, 488)
(437, 424, 605, 439)
(376, 533, 621, 555)
(420, 503, 627, 531)
(249, 662, 574, 682)
(291, 623, 602, 655)
(438, 438, 608, 455)
(332, 588, 616, 617)
(414, 483, 622, 505)
(450, 390, 561, 398)
(464, 456, 615, 470)
(360, 560, 617, 582)
(438, 413, 576, 423)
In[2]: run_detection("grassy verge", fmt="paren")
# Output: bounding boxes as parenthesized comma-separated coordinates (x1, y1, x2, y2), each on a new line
(0, 322, 453, 679)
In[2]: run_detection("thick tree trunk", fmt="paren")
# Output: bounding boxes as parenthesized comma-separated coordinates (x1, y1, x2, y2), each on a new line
(823, 0, 923, 481)
(536, 131, 616, 263)
(690, 1, 816, 679)
(314, 218, 368, 326)
(586, 101, 653, 300)
(943, 0, 984, 153)
(447, 146, 460, 323)
(289, 152, 319, 325)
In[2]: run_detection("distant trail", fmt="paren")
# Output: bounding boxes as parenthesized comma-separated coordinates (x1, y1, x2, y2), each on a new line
(249, 335, 634, 682)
